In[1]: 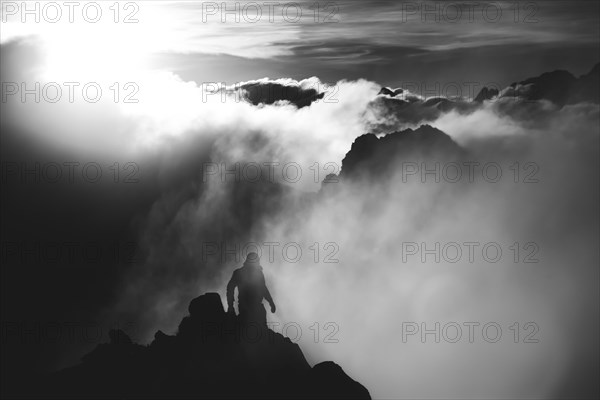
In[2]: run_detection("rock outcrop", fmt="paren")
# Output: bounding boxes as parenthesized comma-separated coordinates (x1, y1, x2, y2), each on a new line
(338, 125, 464, 181)
(42, 293, 371, 399)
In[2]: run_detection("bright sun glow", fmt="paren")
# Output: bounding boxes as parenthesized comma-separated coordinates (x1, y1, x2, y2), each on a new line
(39, 20, 157, 83)
(1, 2, 171, 83)
(41, 28, 145, 81)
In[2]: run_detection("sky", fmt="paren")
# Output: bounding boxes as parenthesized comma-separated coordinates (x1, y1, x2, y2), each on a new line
(1, 1, 599, 399)
(1, 1, 599, 86)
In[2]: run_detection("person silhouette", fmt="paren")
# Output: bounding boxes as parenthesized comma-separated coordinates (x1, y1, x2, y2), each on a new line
(226, 252, 276, 326)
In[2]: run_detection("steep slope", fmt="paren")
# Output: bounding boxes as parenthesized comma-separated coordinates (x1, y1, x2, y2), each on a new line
(41, 293, 371, 399)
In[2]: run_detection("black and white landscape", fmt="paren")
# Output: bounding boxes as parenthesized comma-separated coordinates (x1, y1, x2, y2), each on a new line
(1, 1, 599, 399)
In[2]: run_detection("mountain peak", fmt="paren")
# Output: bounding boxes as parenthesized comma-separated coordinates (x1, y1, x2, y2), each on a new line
(338, 125, 463, 181)
(474, 86, 500, 102)
(378, 87, 404, 97)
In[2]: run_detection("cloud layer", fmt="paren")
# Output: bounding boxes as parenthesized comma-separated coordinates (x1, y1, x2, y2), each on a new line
(1, 39, 599, 399)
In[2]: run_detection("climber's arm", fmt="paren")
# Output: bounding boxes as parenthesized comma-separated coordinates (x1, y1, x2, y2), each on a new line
(264, 285, 276, 313)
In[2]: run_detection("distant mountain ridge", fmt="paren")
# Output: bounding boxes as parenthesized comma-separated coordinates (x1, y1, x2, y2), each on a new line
(368, 64, 599, 130)
(376, 63, 599, 107)
(497, 64, 599, 106)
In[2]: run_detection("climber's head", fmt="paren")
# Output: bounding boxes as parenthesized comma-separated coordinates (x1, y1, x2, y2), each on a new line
(244, 252, 260, 267)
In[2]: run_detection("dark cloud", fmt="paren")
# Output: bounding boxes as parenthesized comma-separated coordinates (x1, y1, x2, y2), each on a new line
(223, 78, 325, 108)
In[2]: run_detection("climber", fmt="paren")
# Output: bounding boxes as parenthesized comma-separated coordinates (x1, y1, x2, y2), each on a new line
(226, 252, 276, 326)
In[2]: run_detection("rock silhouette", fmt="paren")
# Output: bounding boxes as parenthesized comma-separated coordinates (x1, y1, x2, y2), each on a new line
(40, 293, 370, 399)
(504, 69, 577, 107)
(473, 86, 499, 102)
(378, 87, 404, 97)
(338, 125, 464, 181)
